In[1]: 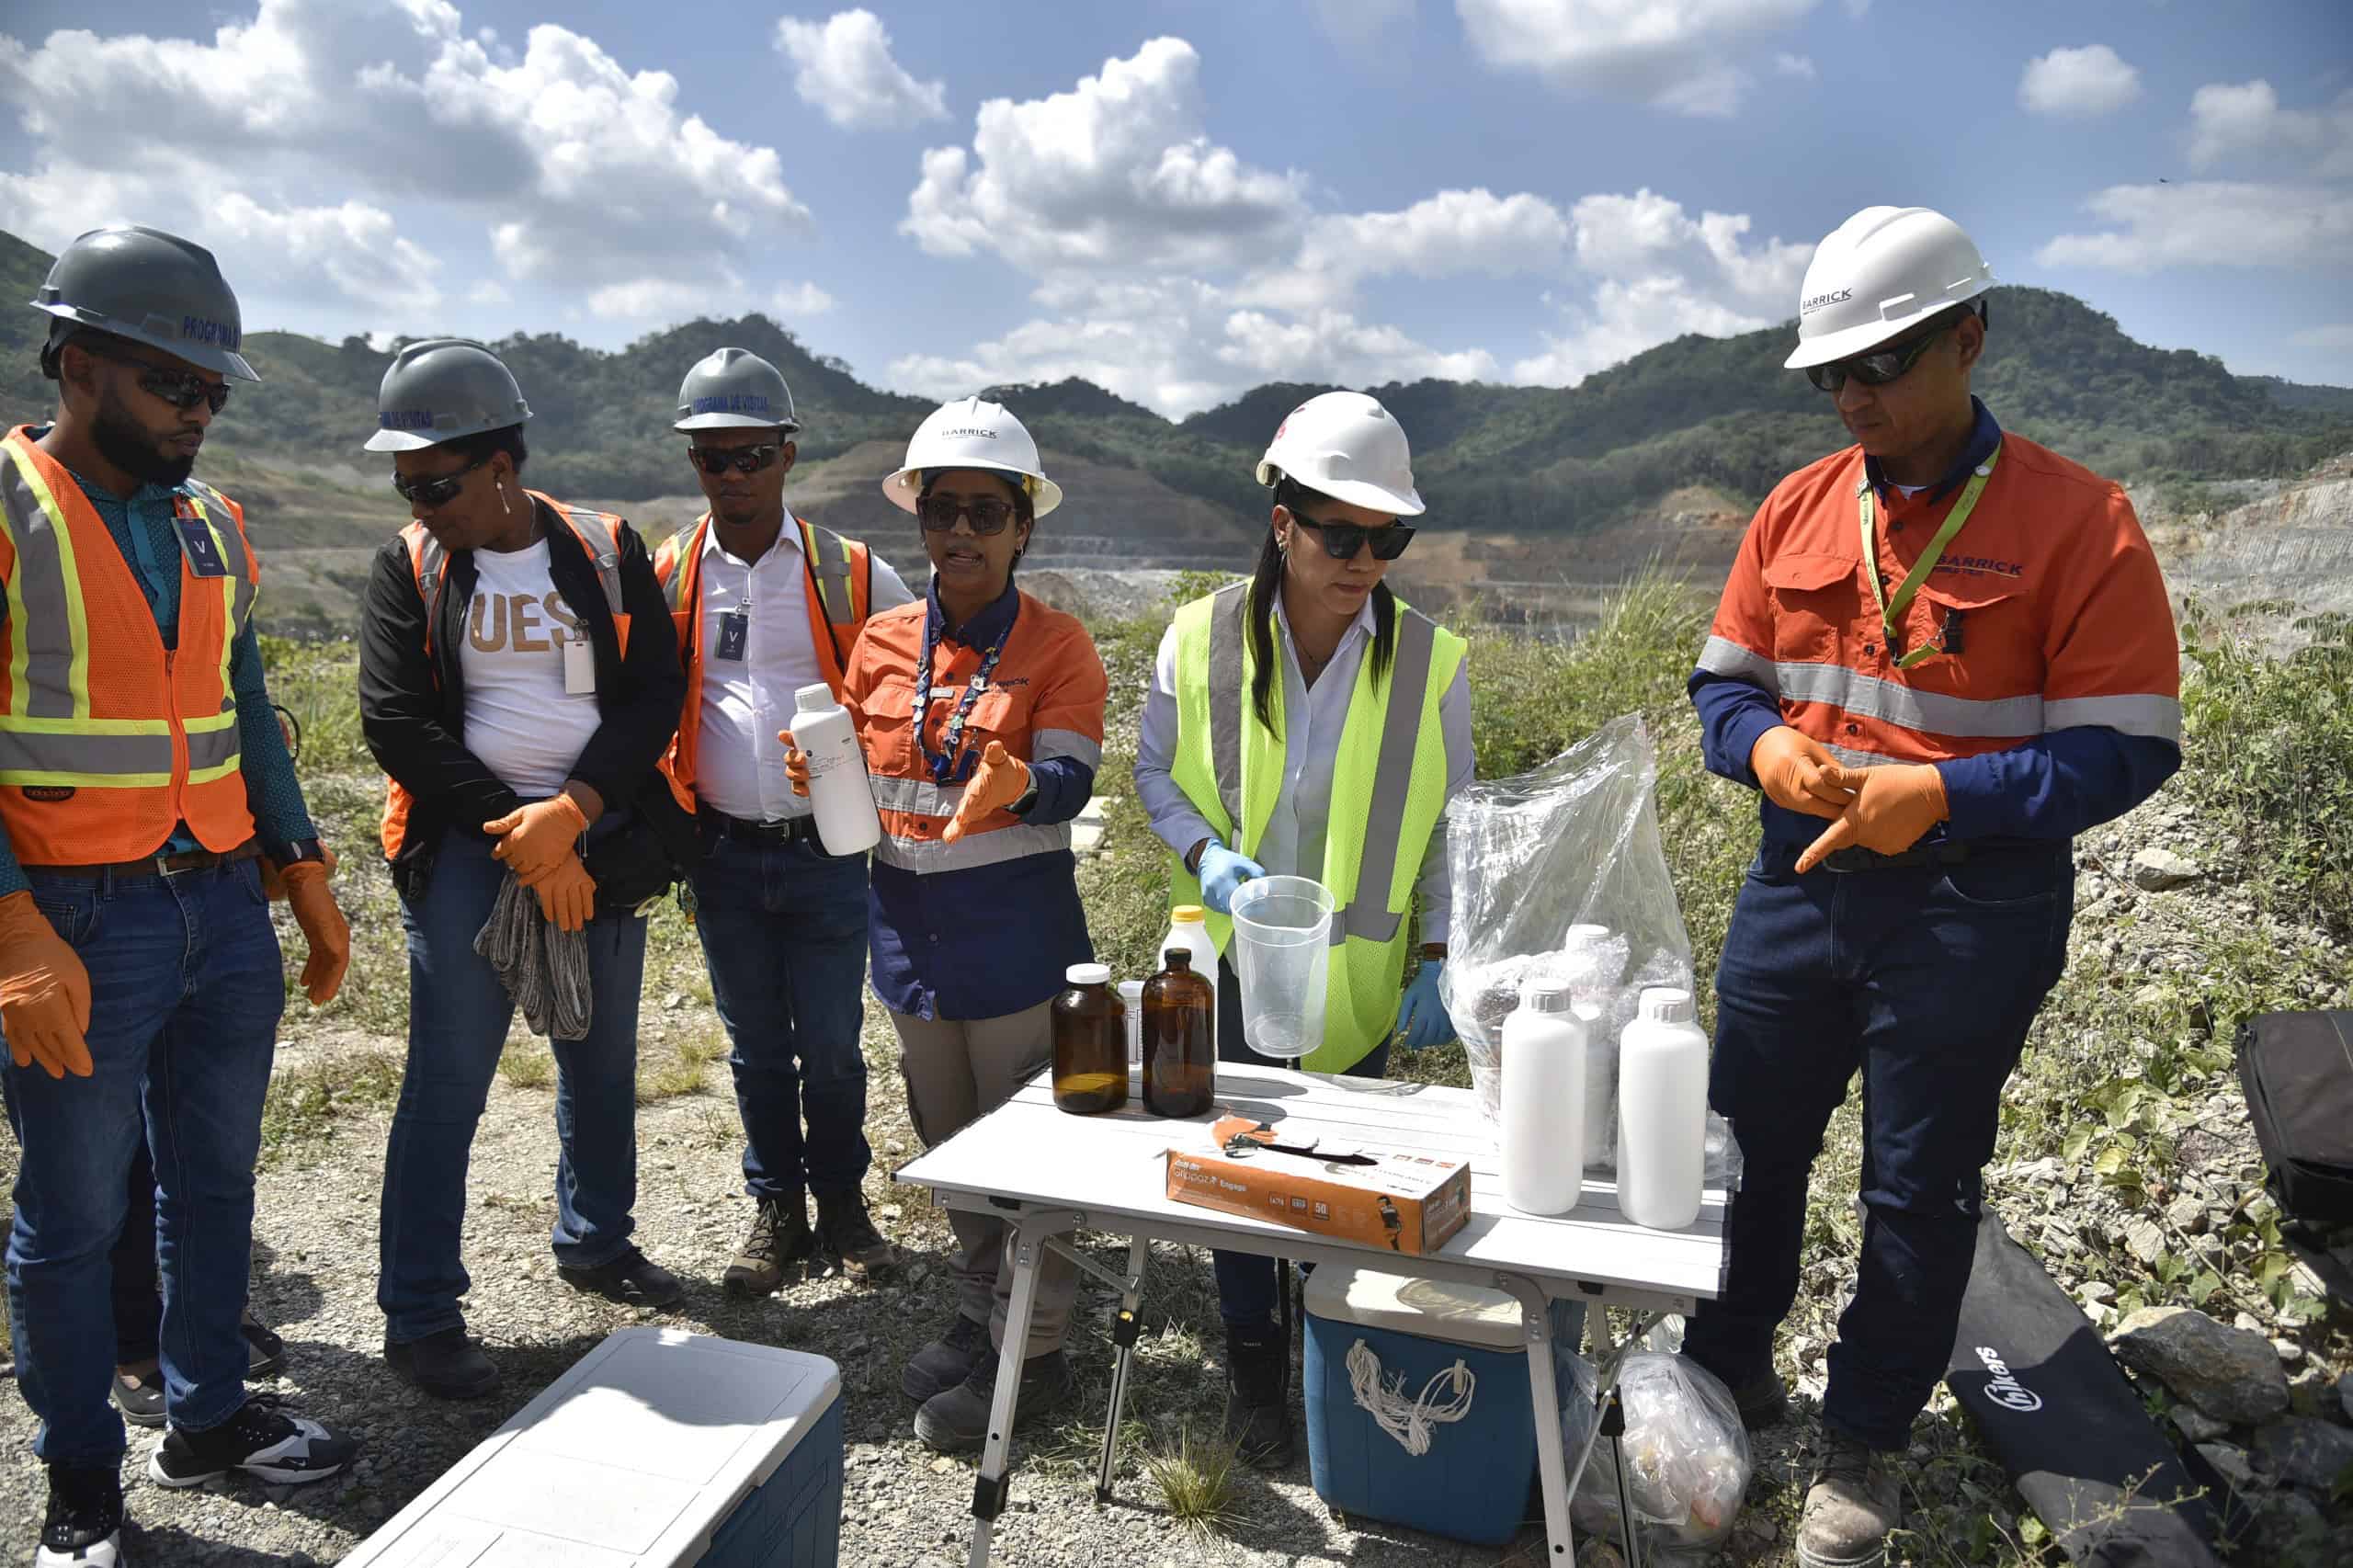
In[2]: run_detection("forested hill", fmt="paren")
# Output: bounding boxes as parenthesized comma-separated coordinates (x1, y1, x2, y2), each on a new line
(3, 226, 2346, 539)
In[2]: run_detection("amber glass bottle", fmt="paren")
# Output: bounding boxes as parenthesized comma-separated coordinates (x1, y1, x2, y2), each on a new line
(1051, 962, 1128, 1115)
(1142, 948, 1216, 1118)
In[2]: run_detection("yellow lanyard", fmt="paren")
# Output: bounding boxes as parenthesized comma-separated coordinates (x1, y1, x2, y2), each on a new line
(1858, 442, 2000, 670)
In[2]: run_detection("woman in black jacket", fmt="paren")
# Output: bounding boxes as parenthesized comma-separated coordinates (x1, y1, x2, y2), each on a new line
(357, 339, 688, 1401)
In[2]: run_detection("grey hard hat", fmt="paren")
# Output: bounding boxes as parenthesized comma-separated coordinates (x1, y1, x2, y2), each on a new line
(675, 347, 800, 432)
(31, 224, 258, 381)
(365, 337, 532, 452)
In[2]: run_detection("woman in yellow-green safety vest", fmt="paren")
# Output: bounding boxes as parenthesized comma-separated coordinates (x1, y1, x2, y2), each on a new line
(1131, 389, 1473, 1471)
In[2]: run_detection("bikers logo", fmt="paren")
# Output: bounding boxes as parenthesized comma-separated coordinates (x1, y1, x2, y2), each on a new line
(1975, 1346, 2042, 1413)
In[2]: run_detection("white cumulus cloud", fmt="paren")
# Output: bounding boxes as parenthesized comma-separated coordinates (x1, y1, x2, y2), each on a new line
(2188, 80, 2353, 177)
(1454, 0, 1819, 117)
(772, 281, 837, 317)
(0, 0, 813, 322)
(774, 9, 948, 131)
(2018, 45, 2142, 118)
(2037, 182, 2353, 273)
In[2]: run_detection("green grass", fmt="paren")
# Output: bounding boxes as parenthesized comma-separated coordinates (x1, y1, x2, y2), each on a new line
(258, 1048, 407, 1166)
(1140, 1418, 1243, 1538)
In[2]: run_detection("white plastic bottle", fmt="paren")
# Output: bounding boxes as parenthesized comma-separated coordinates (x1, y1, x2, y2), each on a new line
(1617, 987, 1709, 1231)
(1501, 979, 1587, 1214)
(1562, 925, 1620, 1165)
(1164, 904, 1222, 1049)
(789, 682, 881, 856)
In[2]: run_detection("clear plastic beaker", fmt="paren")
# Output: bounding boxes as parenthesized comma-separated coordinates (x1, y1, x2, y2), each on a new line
(1228, 875, 1334, 1061)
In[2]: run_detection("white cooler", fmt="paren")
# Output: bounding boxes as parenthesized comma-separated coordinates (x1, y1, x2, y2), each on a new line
(343, 1327, 842, 1568)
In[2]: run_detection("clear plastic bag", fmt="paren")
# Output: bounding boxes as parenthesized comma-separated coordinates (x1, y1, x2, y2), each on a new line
(1555, 1350, 1752, 1564)
(1439, 714, 1699, 1170)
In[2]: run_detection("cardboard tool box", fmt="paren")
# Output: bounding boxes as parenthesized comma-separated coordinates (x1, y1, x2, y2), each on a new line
(1165, 1113, 1472, 1255)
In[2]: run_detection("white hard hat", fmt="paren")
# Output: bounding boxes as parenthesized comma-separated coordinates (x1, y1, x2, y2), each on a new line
(1784, 206, 1995, 370)
(883, 397, 1063, 518)
(1254, 391, 1425, 517)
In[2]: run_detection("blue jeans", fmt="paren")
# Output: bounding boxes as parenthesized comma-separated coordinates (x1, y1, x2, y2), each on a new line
(1679, 841, 2073, 1450)
(3, 859, 282, 1467)
(690, 831, 871, 1199)
(1210, 955, 1392, 1331)
(379, 832, 648, 1344)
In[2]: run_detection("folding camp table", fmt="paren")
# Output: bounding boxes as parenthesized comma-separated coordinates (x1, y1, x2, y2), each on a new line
(894, 1062, 1730, 1567)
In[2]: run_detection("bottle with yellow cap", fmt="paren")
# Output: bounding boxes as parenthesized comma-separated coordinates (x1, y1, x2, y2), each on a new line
(1162, 904, 1221, 1051)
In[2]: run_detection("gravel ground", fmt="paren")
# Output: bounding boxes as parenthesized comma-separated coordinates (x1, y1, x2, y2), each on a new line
(11, 1007, 1794, 1568)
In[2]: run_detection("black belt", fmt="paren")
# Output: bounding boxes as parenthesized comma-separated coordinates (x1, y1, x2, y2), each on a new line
(703, 810, 820, 846)
(24, 839, 265, 881)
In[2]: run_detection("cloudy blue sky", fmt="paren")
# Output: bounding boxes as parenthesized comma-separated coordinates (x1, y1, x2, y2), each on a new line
(3, 0, 2347, 416)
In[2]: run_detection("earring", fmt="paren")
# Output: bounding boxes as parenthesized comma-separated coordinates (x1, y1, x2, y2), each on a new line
(499, 483, 511, 517)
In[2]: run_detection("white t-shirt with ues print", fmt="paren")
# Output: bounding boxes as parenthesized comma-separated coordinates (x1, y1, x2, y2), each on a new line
(459, 540, 601, 800)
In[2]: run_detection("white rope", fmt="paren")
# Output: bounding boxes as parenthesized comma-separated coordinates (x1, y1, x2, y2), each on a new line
(474, 869, 593, 1040)
(1345, 1337, 1476, 1457)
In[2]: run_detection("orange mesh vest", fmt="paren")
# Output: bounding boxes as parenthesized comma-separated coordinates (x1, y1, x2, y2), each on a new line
(378, 492, 644, 859)
(0, 426, 258, 864)
(652, 513, 871, 798)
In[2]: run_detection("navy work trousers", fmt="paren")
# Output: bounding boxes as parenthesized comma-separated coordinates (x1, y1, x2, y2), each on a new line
(1679, 838, 2073, 1451)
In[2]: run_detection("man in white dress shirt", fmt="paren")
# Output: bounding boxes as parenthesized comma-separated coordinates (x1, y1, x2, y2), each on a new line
(653, 348, 915, 1291)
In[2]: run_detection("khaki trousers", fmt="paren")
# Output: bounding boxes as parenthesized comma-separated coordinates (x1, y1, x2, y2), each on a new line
(888, 1003, 1075, 1358)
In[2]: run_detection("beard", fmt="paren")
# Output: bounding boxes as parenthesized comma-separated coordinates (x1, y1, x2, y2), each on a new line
(92, 392, 198, 488)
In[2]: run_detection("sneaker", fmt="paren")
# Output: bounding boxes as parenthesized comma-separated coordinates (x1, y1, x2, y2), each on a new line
(1222, 1323, 1293, 1470)
(242, 1308, 285, 1378)
(110, 1364, 165, 1429)
(147, 1392, 356, 1489)
(558, 1245, 686, 1309)
(814, 1189, 896, 1284)
(913, 1347, 1075, 1455)
(1796, 1426, 1901, 1568)
(723, 1194, 813, 1298)
(384, 1326, 499, 1400)
(36, 1465, 123, 1567)
(901, 1313, 989, 1404)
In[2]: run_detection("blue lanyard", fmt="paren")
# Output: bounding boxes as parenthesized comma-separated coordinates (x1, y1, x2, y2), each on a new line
(915, 608, 1015, 785)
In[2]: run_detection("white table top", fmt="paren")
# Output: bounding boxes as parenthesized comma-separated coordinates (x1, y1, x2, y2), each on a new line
(894, 1062, 1728, 1312)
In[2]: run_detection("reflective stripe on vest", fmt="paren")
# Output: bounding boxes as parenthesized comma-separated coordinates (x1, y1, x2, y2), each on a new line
(0, 428, 256, 859)
(1166, 584, 1462, 1071)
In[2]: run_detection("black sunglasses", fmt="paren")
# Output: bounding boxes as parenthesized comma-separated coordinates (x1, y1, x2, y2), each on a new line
(688, 443, 782, 475)
(1805, 317, 1961, 393)
(1288, 511, 1415, 562)
(392, 452, 494, 509)
(917, 494, 1019, 535)
(87, 343, 232, 415)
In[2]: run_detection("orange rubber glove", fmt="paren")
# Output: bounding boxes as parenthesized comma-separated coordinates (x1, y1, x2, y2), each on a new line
(777, 729, 813, 797)
(484, 794, 589, 884)
(0, 890, 92, 1079)
(278, 860, 350, 1006)
(260, 844, 337, 902)
(1796, 763, 1950, 872)
(1749, 726, 1857, 822)
(532, 854, 597, 934)
(943, 741, 1030, 844)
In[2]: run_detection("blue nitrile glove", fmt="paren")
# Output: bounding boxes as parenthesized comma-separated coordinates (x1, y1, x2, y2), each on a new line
(1394, 960, 1455, 1051)
(1198, 842, 1266, 915)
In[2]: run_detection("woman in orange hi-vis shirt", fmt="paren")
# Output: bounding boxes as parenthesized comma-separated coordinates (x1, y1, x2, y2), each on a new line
(781, 398, 1107, 1459)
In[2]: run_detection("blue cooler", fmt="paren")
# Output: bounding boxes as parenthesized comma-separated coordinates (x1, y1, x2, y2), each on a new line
(342, 1327, 842, 1567)
(1302, 1266, 1539, 1547)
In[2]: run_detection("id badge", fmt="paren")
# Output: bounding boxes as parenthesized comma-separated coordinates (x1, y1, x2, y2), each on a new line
(714, 607, 750, 662)
(173, 505, 230, 579)
(563, 637, 596, 695)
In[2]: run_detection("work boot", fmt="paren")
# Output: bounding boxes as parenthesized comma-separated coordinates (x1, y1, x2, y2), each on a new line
(37, 1464, 123, 1568)
(1697, 1358, 1789, 1430)
(902, 1312, 989, 1403)
(384, 1326, 500, 1400)
(242, 1306, 286, 1377)
(815, 1188, 897, 1284)
(1797, 1426, 1902, 1568)
(913, 1346, 1076, 1455)
(1222, 1323, 1294, 1470)
(724, 1194, 813, 1297)
(559, 1244, 686, 1309)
